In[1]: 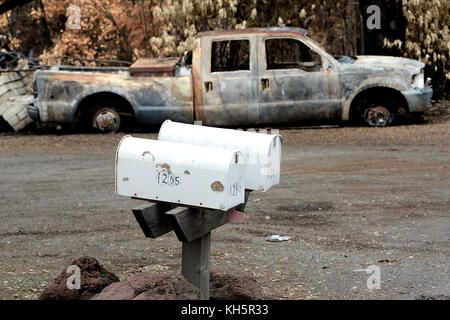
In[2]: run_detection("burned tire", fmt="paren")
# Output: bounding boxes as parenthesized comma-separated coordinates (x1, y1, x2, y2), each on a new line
(363, 105, 394, 127)
(91, 107, 121, 133)
(76, 93, 135, 133)
(349, 88, 408, 128)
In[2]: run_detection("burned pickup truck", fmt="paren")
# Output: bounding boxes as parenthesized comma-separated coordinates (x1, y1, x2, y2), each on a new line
(28, 27, 433, 132)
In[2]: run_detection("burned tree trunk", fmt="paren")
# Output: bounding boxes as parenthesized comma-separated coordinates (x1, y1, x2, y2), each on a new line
(359, 0, 407, 55)
(35, 0, 52, 47)
(0, 0, 33, 15)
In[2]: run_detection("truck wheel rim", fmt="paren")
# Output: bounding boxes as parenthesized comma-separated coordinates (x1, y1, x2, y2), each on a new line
(93, 110, 120, 132)
(363, 106, 392, 127)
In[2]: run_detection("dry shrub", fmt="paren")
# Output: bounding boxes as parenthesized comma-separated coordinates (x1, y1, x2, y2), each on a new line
(385, 0, 449, 97)
(0, 0, 363, 64)
(144, 0, 362, 57)
(39, 0, 135, 65)
(0, 0, 135, 65)
(4, 0, 447, 98)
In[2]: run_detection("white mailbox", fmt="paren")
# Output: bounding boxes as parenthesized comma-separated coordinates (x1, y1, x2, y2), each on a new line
(115, 136, 245, 210)
(158, 120, 282, 192)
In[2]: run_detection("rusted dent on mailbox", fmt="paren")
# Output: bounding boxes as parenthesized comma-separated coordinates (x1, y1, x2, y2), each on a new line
(141, 151, 155, 161)
(156, 163, 173, 175)
(210, 181, 225, 193)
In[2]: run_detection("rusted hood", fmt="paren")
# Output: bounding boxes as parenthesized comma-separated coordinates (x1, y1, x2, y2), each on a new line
(349, 55, 424, 73)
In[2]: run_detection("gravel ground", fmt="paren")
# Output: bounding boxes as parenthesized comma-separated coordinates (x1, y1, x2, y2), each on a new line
(0, 106, 449, 300)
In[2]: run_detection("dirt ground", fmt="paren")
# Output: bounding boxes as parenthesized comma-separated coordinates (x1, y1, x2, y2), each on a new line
(0, 105, 449, 300)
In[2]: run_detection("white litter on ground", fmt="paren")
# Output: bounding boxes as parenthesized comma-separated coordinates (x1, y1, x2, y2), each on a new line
(265, 235, 292, 242)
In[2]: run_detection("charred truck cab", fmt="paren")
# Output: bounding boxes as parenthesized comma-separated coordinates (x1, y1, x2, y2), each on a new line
(29, 27, 432, 132)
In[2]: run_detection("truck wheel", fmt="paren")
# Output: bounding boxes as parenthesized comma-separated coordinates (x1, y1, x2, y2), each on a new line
(362, 105, 393, 127)
(92, 107, 121, 133)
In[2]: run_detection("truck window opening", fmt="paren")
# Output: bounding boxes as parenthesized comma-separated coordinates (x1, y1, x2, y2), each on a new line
(211, 39, 250, 73)
(265, 38, 321, 72)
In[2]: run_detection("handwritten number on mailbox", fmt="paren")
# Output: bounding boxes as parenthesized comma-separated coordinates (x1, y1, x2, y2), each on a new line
(230, 182, 241, 196)
(157, 170, 180, 186)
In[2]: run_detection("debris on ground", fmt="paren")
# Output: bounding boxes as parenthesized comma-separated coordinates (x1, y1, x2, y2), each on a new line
(92, 273, 203, 300)
(423, 100, 450, 123)
(93, 271, 264, 300)
(209, 272, 263, 300)
(0, 70, 35, 132)
(265, 235, 293, 242)
(39, 256, 119, 300)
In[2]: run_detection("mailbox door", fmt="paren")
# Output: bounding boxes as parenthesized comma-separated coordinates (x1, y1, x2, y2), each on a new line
(248, 135, 281, 191)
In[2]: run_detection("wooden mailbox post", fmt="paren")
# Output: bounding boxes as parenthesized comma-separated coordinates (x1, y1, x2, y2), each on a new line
(132, 191, 250, 299)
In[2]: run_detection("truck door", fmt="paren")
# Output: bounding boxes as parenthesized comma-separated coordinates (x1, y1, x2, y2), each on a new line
(257, 36, 340, 124)
(198, 35, 259, 126)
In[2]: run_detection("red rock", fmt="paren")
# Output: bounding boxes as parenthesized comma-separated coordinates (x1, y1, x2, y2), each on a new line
(39, 256, 119, 300)
(92, 273, 203, 300)
(90, 280, 137, 300)
(209, 272, 263, 300)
